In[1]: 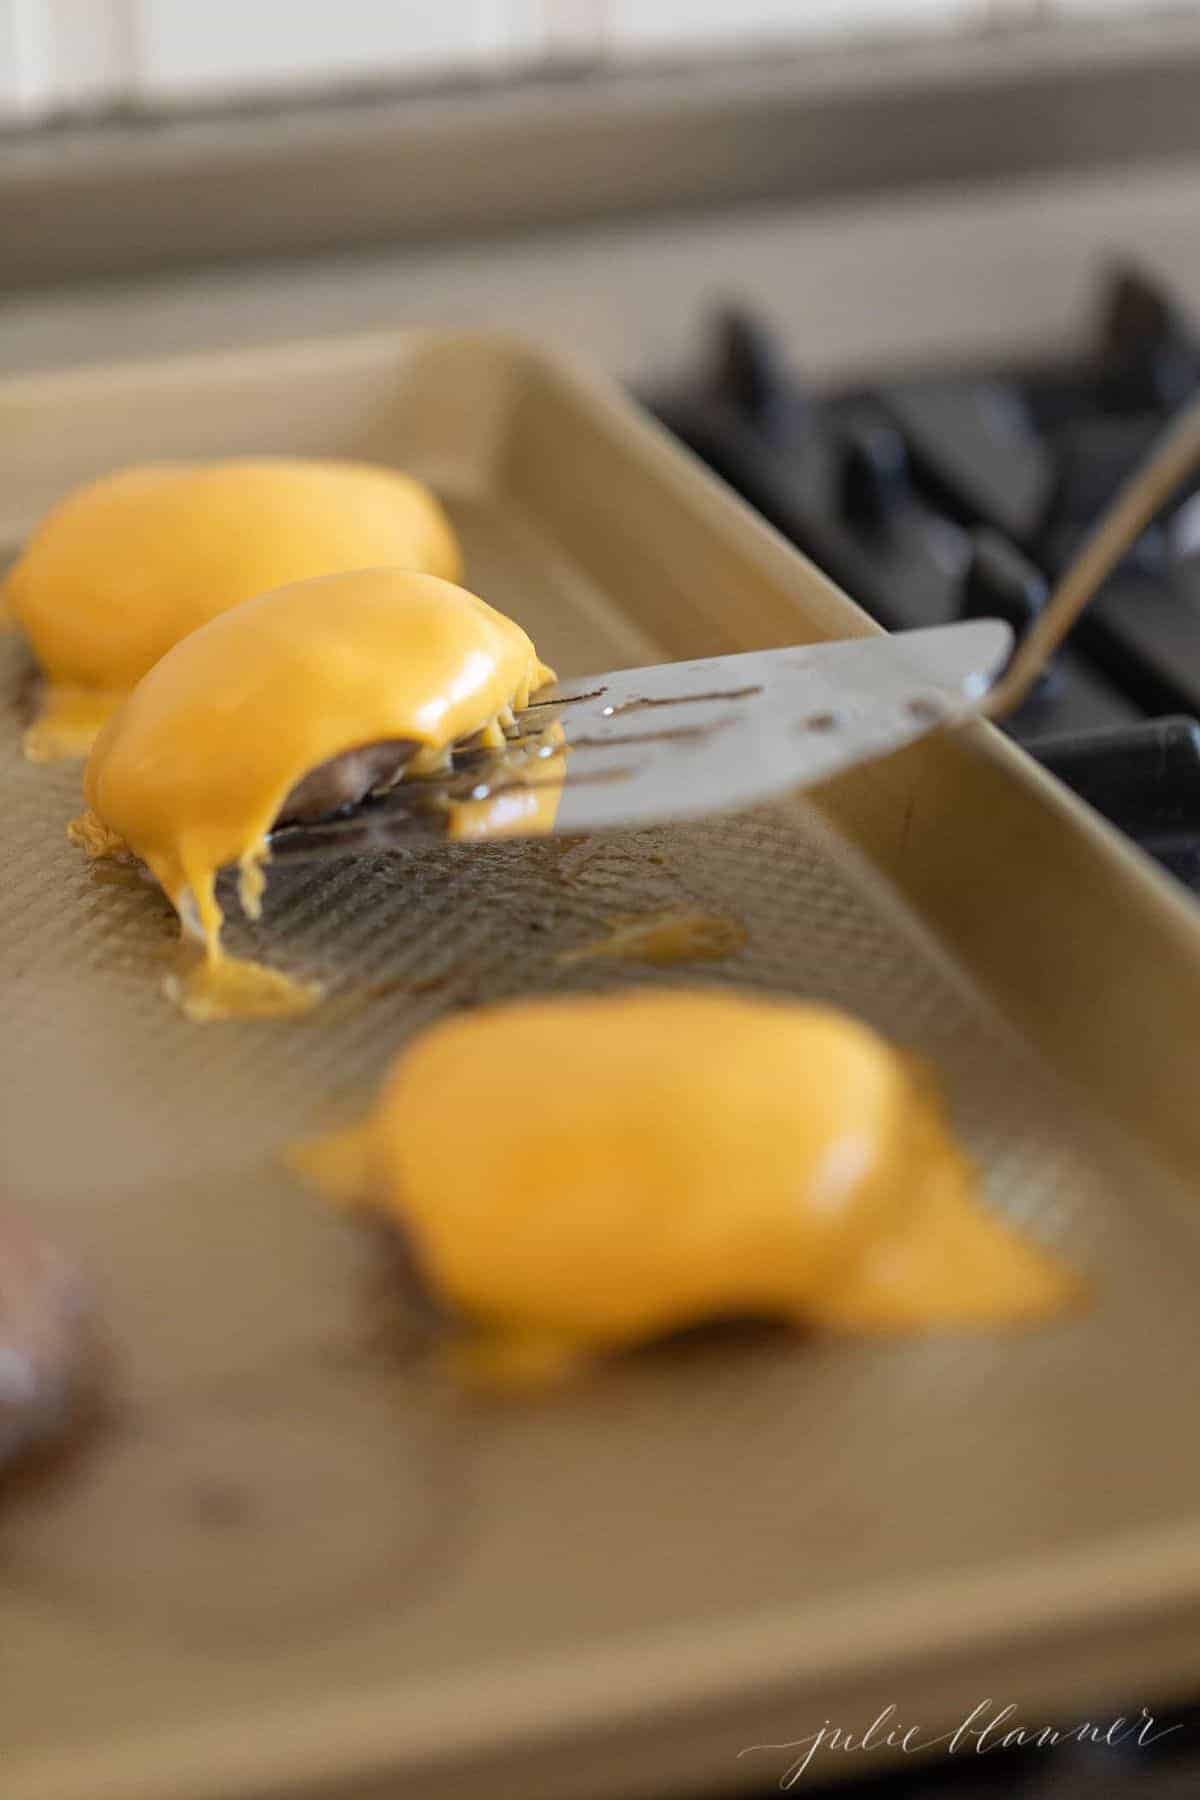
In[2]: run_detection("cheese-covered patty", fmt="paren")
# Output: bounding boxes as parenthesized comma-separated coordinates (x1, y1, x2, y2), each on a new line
(5, 458, 462, 758)
(295, 990, 1077, 1379)
(74, 568, 554, 1018)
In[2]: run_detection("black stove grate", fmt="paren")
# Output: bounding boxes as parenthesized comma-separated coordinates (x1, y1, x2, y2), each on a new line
(648, 263, 1200, 891)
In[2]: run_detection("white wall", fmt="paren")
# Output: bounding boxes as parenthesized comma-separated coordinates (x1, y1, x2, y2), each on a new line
(0, 0, 1176, 123)
(127, 1, 540, 103)
(607, 0, 983, 54)
(1, 0, 127, 119)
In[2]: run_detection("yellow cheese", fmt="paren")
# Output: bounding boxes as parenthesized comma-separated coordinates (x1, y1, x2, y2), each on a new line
(294, 989, 1078, 1378)
(76, 568, 554, 1016)
(5, 458, 462, 757)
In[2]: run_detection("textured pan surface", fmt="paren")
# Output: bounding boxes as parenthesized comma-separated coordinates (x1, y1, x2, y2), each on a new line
(2, 334, 1200, 1800)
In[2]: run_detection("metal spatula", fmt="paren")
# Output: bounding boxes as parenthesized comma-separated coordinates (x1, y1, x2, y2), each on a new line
(269, 619, 1011, 858)
(269, 388, 1200, 859)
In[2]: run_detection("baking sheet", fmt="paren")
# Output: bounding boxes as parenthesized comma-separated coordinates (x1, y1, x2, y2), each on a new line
(2, 332, 1200, 1800)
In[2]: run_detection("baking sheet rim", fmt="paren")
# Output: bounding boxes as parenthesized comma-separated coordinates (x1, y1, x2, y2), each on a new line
(11, 1513, 1200, 1800)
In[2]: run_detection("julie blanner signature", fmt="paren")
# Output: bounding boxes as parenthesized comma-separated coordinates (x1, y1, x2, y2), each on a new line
(740, 1702, 1182, 1787)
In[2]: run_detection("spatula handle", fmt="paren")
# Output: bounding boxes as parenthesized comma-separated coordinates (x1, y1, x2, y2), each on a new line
(983, 392, 1200, 720)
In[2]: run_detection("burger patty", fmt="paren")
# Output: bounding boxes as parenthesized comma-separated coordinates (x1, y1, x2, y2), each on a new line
(277, 740, 418, 825)
(0, 1210, 95, 1473)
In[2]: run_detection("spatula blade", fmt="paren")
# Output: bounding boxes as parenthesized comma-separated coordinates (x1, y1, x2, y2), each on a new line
(268, 620, 1012, 858)
(543, 618, 1012, 835)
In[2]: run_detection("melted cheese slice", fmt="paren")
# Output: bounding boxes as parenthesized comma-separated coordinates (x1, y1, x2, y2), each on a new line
(77, 568, 554, 1018)
(5, 458, 462, 759)
(295, 990, 1077, 1379)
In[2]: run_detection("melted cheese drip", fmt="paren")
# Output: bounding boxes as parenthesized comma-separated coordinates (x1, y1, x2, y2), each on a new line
(557, 910, 746, 966)
(67, 808, 129, 862)
(446, 721, 567, 841)
(4, 458, 462, 758)
(79, 568, 554, 1019)
(165, 957, 322, 1024)
(294, 990, 1078, 1380)
(24, 686, 126, 763)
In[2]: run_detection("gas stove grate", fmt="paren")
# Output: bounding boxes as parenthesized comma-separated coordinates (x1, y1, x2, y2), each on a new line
(649, 263, 1200, 891)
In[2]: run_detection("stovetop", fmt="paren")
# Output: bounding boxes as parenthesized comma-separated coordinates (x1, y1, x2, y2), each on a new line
(650, 261, 1200, 891)
(653, 260, 1200, 1799)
